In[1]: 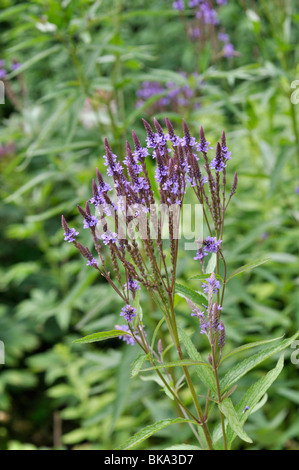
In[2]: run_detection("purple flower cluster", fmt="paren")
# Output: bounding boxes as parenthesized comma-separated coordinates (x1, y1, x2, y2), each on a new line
(203, 236, 222, 253)
(120, 305, 137, 322)
(218, 32, 235, 58)
(63, 118, 235, 271)
(124, 278, 140, 294)
(173, 0, 184, 10)
(194, 237, 222, 261)
(172, 0, 234, 60)
(187, 297, 225, 349)
(63, 227, 79, 243)
(62, 118, 236, 355)
(136, 74, 201, 113)
(202, 273, 221, 295)
(115, 324, 140, 345)
(0, 58, 21, 79)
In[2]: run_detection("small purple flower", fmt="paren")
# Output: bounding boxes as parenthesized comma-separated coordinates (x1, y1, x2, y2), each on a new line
(194, 248, 208, 261)
(196, 2, 218, 25)
(223, 43, 235, 58)
(218, 32, 229, 43)
(86, 256, 98, 267)
(10, 62, 21, 71)
(295, 187, 299, 195)
(197, 140, 213, 154)
(221, 145, 232, 161)
(190, 28, 200, 39)
(115, 325, 137, 345)
(202, 273, 221, 295)
(64, 227, 79, 243)
(187, 299, 209, 335)
(120, 305, 137, 323)
(218, 321, 226, 348)
(83, 214, 98, 229)
(242, 406, 250, 414)
(203, 236, 222, 254)
(211, 143, 226, 172)
(216, 0, 227, 5)
(124, 278, 140, 294)
(173, 0, 184, 10)
(189, 0, 200, 7)
(134, 146, 149, 161)
(0, 69, 7, 79)
(166, 133, 181, 147)
(101, 231, 118, 245)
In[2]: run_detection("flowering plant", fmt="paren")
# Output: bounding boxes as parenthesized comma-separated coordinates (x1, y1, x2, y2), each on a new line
(62, 118, 298, 450)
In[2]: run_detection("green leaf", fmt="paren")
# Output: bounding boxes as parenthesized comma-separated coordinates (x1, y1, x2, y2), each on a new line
(220, 335, 284, 364)
(227, 257, 271, 282)
(165, 444, 202, 450)
(151, 317, 166, 351)
(131, 353, 150, 378)
(227, 354, 285, 448)
(73, 330, 132, 344)
(206, 253, 217, 274)
(188, 273, 223, 282)
(139, 359, 212, 373)
(175, 283, 207, 307)
(218, 398, 253, 444)
(220, 331, 299, 392)
(109, 347, 138, 435)
(5, 45, 61, 80)
(178, 327, 217, 393)
(116, 418, 195, 450)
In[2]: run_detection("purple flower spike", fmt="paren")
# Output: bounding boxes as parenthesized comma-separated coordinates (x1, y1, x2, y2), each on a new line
(101, 231, 118, 245)
(124, 278, 140, 294)
(211, 143, 226, 172)
(120, 305, 137, 323)
(203, 236, 222, 254)
(202, 272, 221, 295)
(223, 43, 235, 58)
(61, 215, 79, 243)
(194, 248, 208, 261)
(64, 227, 79, 243)
(83, 214, 98, 229)
(115, 325, 137, 345)
(10, 62, 21, 71)
(173, 0, 184, 10)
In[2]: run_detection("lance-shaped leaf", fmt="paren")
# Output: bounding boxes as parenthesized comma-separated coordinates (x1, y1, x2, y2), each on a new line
(74, 329, 133, 344)
(220, 331, 299, 392)
(188, 273, 223, 282)
(218, 398, 253, 444)
(226, 257, 271, 282)
(131, 353, 150, 378)
(175, 283, 207, 307)
(116, 418, 196, 450)
(227, 353, 285, 448)
(139, 359, 212, 374)
(219, 335, 284, 364)
(178, 327, 217, 393)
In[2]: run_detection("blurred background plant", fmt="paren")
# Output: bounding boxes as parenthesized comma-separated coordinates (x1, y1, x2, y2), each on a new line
(0, 0, 298, 450)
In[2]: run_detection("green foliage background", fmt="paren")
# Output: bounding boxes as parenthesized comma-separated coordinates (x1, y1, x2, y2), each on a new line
(0, 0, 298, 450)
